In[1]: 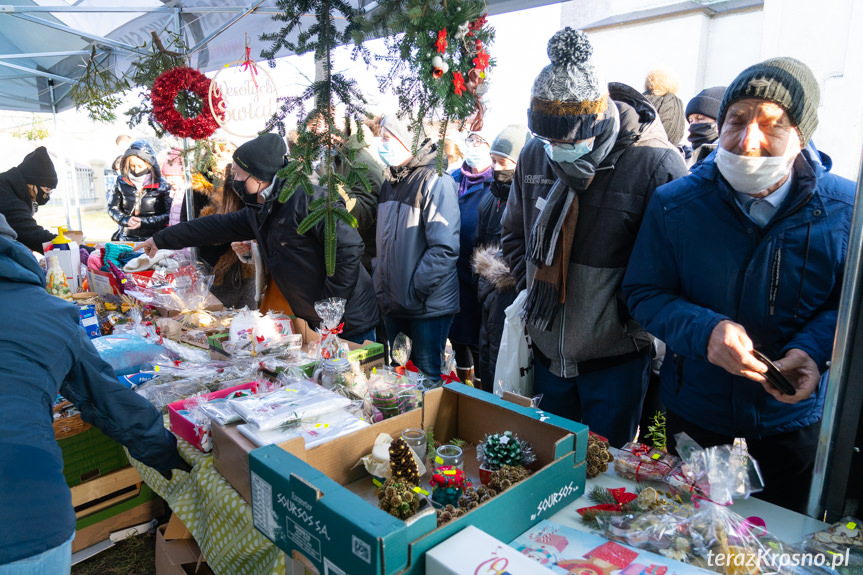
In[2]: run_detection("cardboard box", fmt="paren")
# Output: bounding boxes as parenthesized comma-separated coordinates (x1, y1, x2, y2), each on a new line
(426, 525, 556, 575)
(249, 383, 588, 575)
(212, 423, 260, 504)
(155, 522, 214, 575)
(167, 381, 263, 452)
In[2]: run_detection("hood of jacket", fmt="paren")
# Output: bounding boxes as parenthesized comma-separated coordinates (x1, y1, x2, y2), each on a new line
(0, 234, 44, 287)
(601, 82, 670, 166)
(472, 244, 515, 291)
(384, 140, 439, 184)
(121, 140, 161, 180)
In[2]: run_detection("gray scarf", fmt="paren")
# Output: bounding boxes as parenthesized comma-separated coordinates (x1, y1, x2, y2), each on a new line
(524, 100, 621, 331)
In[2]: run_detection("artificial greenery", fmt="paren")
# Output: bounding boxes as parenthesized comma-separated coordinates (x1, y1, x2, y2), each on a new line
(262, 0, 371, 275)
(477, 431, 534, 471)
(644, 411, 668, 452)
(360, 0, 495, 172)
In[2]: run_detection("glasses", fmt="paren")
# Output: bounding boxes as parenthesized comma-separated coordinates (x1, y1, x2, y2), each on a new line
(465, 135, 488, 148)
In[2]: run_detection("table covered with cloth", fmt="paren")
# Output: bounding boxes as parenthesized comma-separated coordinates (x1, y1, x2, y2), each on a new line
(126, 417, 287, 575)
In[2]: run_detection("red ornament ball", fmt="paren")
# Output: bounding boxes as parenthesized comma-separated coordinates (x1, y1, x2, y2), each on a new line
(151, 67, 224, 139)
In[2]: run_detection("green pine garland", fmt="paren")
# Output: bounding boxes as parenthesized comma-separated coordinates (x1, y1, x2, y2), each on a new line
(262, 0, 369, 276)
(361, 0, 495, 173)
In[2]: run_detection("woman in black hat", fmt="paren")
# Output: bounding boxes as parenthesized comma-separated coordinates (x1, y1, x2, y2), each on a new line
(0, 146, 59, 253)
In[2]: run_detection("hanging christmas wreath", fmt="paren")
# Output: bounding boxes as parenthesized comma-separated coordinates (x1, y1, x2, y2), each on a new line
(151, 67, 225, 139)
(364, 0, 495, 171)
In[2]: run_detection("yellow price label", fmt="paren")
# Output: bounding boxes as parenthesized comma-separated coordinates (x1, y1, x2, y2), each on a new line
(314, 423, 329, 428)
(412, 486, 429, 496)
(435, 456, 444, 464)
(154, 365, 160, 372)
(443, 469, 457, 476)
(848, 522, 858, 530)
(652, 453, 661, 460)
(372, 478, 382, 487)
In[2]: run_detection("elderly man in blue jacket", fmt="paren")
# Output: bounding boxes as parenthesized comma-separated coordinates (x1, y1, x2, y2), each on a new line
(0, 214, 189, 573)
(623, 58, 854, 513)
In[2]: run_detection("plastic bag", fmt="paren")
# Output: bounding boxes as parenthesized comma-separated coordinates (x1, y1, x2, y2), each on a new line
(227, 308, 302, 357)
(493, 289, 533, 398)
(236, 408, 370, 448)
(800, 517, 863, 574)
(614, 442, 681, 482)
(91, 333, 177, 376)
(314, 297, 348, 360)
(367, 370, 422, 419)
(597, 434, 809, 574)
(227, 377, 350, 430)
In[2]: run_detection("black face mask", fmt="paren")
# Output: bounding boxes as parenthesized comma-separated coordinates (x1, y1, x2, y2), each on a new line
(490, 169, 515, 200)
(232, 178, 261, 209)
(688, 122, 719, 150)
(35, 187, 51, 206)
(130, 168, 149, 177)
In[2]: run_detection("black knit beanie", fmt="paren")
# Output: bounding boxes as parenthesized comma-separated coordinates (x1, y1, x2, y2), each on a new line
(718, 57, 819, 146)
(685, 86, 726, 121)
(233, 133, 287, 183)
(18, 146, 58, 188)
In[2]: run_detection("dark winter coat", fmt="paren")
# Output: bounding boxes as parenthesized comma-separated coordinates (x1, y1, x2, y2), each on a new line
(153, 179, 379, 339)
(0, 223, 185, 564)
(501, 82, 689, 378)
(472, 244, 517, 390)
(623, 146, 854, 438)
(107, 175, 172, 241)
(375, 142, 460, 319)
(449, 166, 493, 346)
(0, 167, 54, 253)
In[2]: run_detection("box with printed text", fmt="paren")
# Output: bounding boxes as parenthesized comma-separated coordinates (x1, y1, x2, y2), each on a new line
(249, 383, 588, 575)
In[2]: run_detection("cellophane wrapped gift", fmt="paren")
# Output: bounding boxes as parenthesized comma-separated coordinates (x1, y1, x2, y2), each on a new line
(314, 297, 348, 360)
(799, 517, 863, 574)
(599, 434, 823, 574)
(226, 375, 349, 430)
(615, 441, 680, 482)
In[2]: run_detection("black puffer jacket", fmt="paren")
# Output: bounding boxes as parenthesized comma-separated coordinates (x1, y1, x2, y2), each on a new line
(472, 244, 517, 392)
(0, 167, 54, 253)
(152, 180, 379, 339)
(108, 142, 171, 241)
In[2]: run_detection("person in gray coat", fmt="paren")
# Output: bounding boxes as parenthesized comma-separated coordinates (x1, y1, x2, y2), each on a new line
(375, 115, 460, 383)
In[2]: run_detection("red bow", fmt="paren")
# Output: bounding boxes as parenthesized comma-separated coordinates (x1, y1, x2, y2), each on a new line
(576, 488, 637, 516)
(441, 371, 461, 384)
(321, 322, 344, 337)
(395, 360, 419, 375)
(241, 45, 259, 88)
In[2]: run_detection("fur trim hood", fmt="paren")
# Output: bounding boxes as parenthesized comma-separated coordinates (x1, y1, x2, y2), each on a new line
(472, 244, 516, 291)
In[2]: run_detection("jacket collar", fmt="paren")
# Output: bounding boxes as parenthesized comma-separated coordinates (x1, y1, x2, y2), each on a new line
(600, 82, 670, 168)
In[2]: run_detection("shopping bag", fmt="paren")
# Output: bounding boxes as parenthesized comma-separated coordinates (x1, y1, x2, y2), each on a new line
(493, 289, 533, 397)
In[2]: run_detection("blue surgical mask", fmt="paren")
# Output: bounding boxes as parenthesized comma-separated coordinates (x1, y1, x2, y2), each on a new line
(378, 140, 412, 167)
(464, 147, 491, 169)
(543, 140, 593, 164)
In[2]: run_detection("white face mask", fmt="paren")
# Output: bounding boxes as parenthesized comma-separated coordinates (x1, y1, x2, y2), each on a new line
(714, 146, 795, 195)
(378, 140, 412, 167)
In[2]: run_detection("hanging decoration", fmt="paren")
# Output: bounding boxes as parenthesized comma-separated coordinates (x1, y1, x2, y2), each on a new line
(151, 67, 224, 140)
(362, 0, 496, 173)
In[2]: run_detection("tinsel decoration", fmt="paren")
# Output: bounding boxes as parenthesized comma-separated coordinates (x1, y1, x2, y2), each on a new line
(487, 464, 529, 493)
(377, 478, 421, 519)
(586, 432, 614, 478)
(151, 67, 224, 139)
(477, 431, 535, 471)
(389, 437, 420, 485)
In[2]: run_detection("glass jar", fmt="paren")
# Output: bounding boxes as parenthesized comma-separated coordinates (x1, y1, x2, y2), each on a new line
(401, 428, 427, 464)
(320, 358, 354, 390)
(434, 444, 464, 472)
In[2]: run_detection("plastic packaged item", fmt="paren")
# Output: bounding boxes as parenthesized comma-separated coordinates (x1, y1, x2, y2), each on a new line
(227, 377, 349, 430)
(46, 254, 73, 300)
(615, 441, 681, 482)
(597, 434, 807, 575)
(314, 297, 348, 360)
(90, 333, 176, 376)
(117, 371, 158, 389)
(800, 517, 863, 574)
(367, 371, 422, 419)
(237, 408, 370, 448)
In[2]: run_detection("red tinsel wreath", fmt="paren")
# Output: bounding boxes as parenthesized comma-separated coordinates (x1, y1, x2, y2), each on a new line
(151, 67, 224, 139)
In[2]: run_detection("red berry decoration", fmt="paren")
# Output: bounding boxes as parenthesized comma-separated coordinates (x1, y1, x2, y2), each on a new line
(151, 67, 224, 139)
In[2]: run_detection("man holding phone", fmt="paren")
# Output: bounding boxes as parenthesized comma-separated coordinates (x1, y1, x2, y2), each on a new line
(622, 58, 855, 512)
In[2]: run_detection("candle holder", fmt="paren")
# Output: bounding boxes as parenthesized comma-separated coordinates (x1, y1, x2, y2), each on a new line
(434, 444, 464, 472)
(400, 428, 427, 464)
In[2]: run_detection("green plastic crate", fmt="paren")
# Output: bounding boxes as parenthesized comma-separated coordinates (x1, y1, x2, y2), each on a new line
(58, 426, 130, 488)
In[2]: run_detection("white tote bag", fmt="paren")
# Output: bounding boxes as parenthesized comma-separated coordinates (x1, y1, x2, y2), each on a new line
(493, 289, 534, 397)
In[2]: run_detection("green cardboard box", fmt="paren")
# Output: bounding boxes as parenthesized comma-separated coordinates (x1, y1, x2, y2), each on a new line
(249, 383, 588, 575)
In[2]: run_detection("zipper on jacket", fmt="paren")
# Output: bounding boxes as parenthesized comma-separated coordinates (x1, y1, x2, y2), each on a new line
(768, 245, 781, 316)
(793, 222, 813, 319)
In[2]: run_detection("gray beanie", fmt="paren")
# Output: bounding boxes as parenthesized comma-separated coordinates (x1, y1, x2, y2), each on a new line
(528, 28, 609, 142)
(490, 124, 530, 162)
(718, 57, 819, 146)
(380, 115, 412, 149)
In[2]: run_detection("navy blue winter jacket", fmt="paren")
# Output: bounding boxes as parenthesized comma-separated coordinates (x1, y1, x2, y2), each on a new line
(622, 146, 854, 438)
(0, 230, 186, 564)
